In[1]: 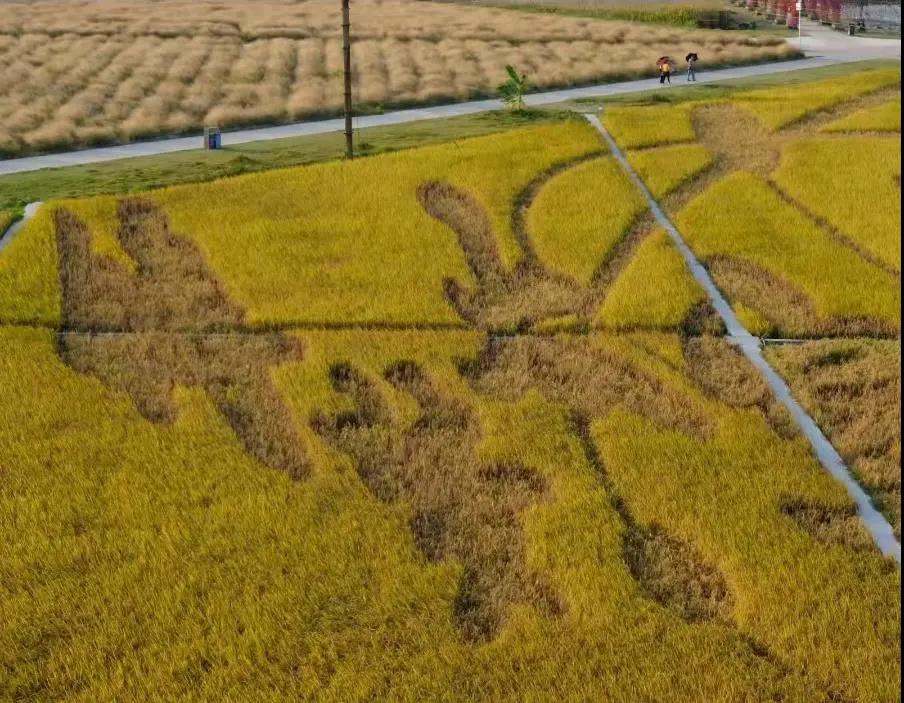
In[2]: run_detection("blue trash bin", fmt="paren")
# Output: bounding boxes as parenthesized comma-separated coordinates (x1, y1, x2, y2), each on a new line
(204, 127, 222, 150)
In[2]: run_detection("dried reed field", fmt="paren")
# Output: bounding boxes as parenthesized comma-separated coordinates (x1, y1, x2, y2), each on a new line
(0, 67, 900, 700)
(0, 0, 798, 155)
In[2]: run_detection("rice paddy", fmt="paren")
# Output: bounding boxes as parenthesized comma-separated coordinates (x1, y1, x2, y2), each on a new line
(772, 137, 901, 271)
(603, 65, 901, 338)
(767, 339, 902, 537)
(733, 67, 902, 130)
(0, 65, 900, 700)
(625, 143, 714, 198)
(821, 95, 902, 132)
(601, 102, 699, 148)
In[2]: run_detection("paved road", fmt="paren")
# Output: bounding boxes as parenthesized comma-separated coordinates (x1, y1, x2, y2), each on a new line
(0, 21, 898, 177)
(586, 112, 901, 563)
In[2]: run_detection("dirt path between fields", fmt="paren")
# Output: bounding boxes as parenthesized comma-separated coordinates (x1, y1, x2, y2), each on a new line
(584, 112, 901, 564)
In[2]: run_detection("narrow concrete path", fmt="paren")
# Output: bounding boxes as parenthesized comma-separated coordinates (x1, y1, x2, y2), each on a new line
(584, 113, 901, 563)
(0, 53, 887, 178)
(0, 202, 42, 254)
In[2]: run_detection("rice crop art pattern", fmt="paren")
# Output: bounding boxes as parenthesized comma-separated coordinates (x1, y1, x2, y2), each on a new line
(313, 360, 561, 643)
(0, 0, 797, 154)
(54, 199, 310, 480)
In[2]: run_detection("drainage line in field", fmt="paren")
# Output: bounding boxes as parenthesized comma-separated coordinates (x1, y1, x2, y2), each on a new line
(584, 112, 901, 564)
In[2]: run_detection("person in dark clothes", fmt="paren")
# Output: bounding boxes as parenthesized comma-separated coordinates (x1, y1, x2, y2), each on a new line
(686, 52, 698, 82)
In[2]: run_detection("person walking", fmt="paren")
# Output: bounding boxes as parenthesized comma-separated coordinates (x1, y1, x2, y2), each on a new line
(686, 52, 698, 82)
(659, 59, 672, 85)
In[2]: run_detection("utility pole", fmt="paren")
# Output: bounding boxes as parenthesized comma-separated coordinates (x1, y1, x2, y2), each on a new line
(342, 0, 354, 159)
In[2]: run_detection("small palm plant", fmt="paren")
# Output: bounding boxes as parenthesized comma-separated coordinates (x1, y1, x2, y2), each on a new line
(498, 65, 529, 111)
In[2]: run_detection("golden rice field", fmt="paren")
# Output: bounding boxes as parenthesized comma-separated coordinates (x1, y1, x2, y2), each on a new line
(773, 137, 901, 271)
(626, 142, 713, 198)
(0, 66, 901, 700)
(821, 95, 902, 133)
(0, 0, 799, 155)
(733, 68, 903, 130)
(604, 66, 901, 338)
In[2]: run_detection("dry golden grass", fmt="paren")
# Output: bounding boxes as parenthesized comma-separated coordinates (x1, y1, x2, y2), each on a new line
(0, 0, 797, 154)
(767, 339, 902, 537)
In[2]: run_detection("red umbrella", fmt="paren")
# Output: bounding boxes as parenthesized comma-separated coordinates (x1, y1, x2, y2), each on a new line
(657, 56, 672, 67)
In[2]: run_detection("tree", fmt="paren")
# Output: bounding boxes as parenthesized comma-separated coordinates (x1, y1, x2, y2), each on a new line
(498, 65, 529, 111)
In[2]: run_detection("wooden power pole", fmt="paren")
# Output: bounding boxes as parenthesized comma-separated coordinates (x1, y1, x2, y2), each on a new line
(342, 0, 354, 159)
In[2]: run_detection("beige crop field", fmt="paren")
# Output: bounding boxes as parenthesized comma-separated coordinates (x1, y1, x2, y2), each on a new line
(0, 0, 798, 155)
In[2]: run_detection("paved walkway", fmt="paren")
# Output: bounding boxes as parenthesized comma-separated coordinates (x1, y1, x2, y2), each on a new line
(0, 22, 898, 177)
(585, 112, 901, 563)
